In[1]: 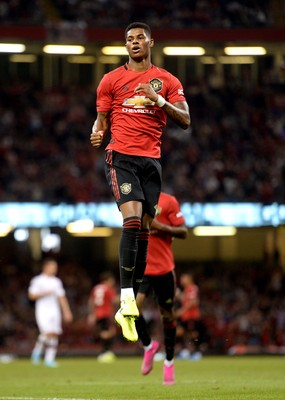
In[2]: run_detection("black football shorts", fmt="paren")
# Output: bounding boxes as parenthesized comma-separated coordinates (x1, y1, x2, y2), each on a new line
(138, 271, 176, 310)
(105, 150, 162, 218)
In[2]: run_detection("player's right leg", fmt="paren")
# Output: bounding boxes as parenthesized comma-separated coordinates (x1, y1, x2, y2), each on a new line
(105, 152, 145, 341)
(31, 333, 46, 364)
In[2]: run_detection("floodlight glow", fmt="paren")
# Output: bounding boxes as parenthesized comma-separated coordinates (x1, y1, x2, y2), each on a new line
(218, 56, 255, 64)
(69, 227, 113, 237)
(0, 223, 13, 237)
(41, 233, 61, 252)
(43, 45, 85, 54)
(67, 55, 96, 64)
(201, 56, 217, 64)
(99, 56, 121, 64)
(10, 54, 36, 63)
(0, 43, 25, 53)
(163, 47, 205, 56)
(224, 47, 266, 56)
(101, 46, 128, 55)
(66, 219, 94, 233)
(14, 229, 29, 241)
(193, 226, 237, 236)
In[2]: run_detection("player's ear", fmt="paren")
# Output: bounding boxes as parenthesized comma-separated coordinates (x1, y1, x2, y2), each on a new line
(150, 38, 154, 48)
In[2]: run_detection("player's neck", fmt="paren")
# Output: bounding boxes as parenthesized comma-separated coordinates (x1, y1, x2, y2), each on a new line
(127, 57, 152, 72)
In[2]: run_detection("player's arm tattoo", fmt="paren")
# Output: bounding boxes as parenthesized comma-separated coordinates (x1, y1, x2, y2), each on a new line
(163, 101, 190, 130)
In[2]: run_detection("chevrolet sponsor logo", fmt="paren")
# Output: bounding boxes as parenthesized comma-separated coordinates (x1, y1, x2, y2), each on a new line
(123, 96, 155, 108)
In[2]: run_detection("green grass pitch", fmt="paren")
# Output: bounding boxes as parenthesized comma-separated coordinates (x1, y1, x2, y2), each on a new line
(0, 356, 284, 400)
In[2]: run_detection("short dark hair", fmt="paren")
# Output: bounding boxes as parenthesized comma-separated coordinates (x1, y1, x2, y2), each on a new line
(99, 271, 114, 282)
(42, 257, 57, 267)
(125, 22, 152, 39)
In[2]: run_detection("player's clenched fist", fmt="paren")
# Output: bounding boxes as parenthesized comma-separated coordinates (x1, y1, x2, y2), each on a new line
(90, 130, 104, 148)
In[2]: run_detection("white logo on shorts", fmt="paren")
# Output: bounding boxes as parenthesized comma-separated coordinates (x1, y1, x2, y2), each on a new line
(120, 183, 132, 195)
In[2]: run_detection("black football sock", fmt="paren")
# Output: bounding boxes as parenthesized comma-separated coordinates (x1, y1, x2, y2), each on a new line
(133, 229, 149, 296)
(135, 315, 151, 347)
(102, 338, 112, 352)
(164, 320, 176, 361)
(119, 216, 141, 289)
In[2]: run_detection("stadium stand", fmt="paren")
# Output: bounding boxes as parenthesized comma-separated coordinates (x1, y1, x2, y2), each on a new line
(0, 1, 272, 28)
(1, 74, 285, 203)
(0, 0, 285, 357)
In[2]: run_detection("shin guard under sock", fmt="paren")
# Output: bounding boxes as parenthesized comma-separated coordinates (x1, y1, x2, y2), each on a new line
(164, 320, 176, 361)
(133, 229, 149, 296)
(135, 315, 151, 347)
(119, 216, 141, 289)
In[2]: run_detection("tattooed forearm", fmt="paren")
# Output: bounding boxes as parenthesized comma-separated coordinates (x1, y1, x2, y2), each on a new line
(162, 101, 191, 130)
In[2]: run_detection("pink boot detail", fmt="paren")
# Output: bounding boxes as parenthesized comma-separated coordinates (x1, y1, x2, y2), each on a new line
(141, 340, 160, 375)
(163, 362, 175, 385)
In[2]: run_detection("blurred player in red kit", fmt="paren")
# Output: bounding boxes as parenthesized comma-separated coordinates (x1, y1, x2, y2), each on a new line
(135, 192, 188, 385)
(90, 22, 190, 343)
(176, 272, 204, 360)
(87, 271, 118, 362)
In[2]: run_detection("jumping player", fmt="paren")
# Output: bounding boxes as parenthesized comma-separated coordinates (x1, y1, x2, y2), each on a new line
(90, 22, 190, 342)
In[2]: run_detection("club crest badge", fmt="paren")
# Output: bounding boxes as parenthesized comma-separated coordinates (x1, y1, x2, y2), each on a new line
(149, 78, 163, 93)
(120, 183, 132, 195)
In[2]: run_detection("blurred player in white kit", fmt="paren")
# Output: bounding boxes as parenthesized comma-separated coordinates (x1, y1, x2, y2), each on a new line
(28, 258, 73, 367)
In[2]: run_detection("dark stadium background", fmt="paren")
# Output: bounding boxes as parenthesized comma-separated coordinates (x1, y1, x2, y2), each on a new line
(0, 0, 285, 358)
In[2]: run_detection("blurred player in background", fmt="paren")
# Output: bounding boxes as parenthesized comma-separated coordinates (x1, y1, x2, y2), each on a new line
(176, 272, 204, 360)
(87, 271, 118, 363)
(135, 192, 188, 385)
(90, 21, 190, 343)
(28, 258, 73, 367)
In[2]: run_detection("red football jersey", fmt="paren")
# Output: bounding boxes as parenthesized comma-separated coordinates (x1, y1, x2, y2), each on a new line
(180, 284, 201, 321)
(145, 192, 185, 275)
(90, 283, 116, 320)
(96, 63, 186, 158)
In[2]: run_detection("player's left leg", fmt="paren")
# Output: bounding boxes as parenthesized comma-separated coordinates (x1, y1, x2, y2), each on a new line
(97, 319, 116, 363)
(136, 288, 160, 375)
(133, 211, 153, 297)
(160, 307, 176, 385)
(44, 333, 59, 367)
(155, 272, 176, 385)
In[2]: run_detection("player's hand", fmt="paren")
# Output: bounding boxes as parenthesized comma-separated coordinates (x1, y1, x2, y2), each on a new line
(44, 290, 54, 297)
(87, 314, 96, 326)
(150, 228, 159, 236)
(63, 310, 73, 323)
(90, 130, 104, 148)
(134, 82, 158, 102)
(175, 309, 182, 318)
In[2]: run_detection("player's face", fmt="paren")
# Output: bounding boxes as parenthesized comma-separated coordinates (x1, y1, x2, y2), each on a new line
(125, 28, 154, 61)
(180, 274, 191, 288)
(45, 261, 58, 276)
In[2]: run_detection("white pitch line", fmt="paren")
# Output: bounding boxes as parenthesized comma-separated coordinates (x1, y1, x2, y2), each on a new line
(0, 397, 107, 400)
(0, 397, 129, 400)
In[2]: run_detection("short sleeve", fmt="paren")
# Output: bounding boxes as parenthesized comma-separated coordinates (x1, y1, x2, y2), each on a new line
(55, 278, 65, 297)
(28, 277, 39, 295)
(96, 74, 113, 112)
(166, 74, 187, 104)
(167, 195, 186, 226)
